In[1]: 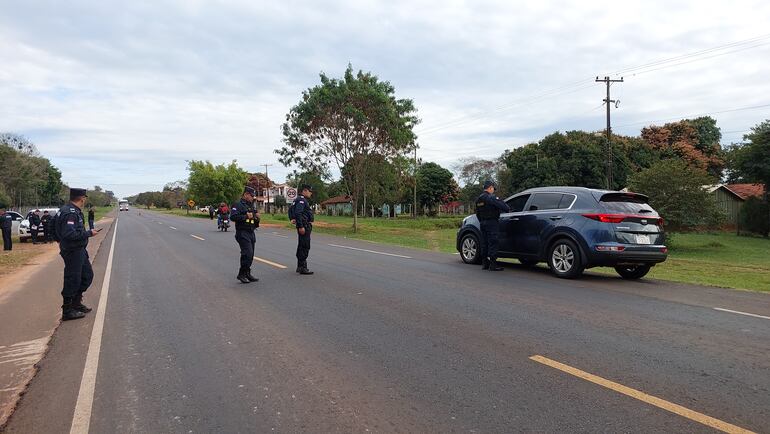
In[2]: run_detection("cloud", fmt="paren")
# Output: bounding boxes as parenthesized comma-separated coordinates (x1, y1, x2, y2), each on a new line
(1, 0, 769, 198)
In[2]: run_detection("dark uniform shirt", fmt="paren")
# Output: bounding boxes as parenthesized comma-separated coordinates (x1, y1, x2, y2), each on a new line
(292, 195, 314, 229)
(1, 213, 12, 230)
(29, 213, 41, 228)
(475, 191, 510, 220)
(57, 204, 91, 251)
(230, 199, 258, 231)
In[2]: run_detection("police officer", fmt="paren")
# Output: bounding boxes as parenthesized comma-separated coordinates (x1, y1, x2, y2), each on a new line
(41, 210, 51, 243)
(1, 206, 12, 251)
(293, 184, 315, 275)
(230, 186, 260, 283)
(29, 209, 41, 244)
(87, 206, 95, 230)
(475, 180, 510, 271)
(57, 188, 102, 321)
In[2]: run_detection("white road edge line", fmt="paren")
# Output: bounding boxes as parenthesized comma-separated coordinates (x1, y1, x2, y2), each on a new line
(713, 307, 770, 321)
(190, 234, 205, 241)
(70, 219, 119, 434)
(253, 256, 287, 269)
(327, 243, 412, 259)
(169, 226, 177, 230)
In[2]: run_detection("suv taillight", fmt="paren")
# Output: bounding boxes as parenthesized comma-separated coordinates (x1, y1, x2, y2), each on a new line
(582, 213, 627, 223)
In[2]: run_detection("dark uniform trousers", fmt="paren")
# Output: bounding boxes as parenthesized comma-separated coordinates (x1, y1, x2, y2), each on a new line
(296, 226, 312, 267)
(235, 230, 256, 269)
(2, 227, 11, 251)
(61, 249, 94, 298)
(479, 219, 500, 260)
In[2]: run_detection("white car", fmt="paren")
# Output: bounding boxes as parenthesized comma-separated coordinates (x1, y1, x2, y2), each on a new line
(19, 207, 60, 242)
(5, 211, 24, 237)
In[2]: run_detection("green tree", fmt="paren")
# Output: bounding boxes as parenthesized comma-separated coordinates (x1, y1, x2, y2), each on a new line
(416, 162, 458, 215)
(286, 170, 330, 204)
(274, 195, 287, 211)
(277, 64, 419, 231)
(728, 119, 770, 235)
(628, 159, 723, 231)
(187, 160, 248, 206)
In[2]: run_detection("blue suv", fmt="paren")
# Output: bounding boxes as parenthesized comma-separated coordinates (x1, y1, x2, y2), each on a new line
(456, 187, 668, 279)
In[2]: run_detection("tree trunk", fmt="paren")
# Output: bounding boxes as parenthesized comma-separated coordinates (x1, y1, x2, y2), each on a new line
(352, 199, 358, 233)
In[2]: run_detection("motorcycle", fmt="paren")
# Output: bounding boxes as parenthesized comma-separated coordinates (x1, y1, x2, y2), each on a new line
(219, 217, 230, 232)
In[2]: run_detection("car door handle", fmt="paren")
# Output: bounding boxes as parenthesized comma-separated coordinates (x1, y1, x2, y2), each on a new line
(511, 217, 520, 221)
(549, 216, 562, 221)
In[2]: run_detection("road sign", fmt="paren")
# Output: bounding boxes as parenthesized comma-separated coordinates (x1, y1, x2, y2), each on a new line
(187, 199, 195, 208)
(286, 188, 297, 200)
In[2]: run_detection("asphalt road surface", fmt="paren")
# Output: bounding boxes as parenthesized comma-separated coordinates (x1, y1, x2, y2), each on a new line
(5, 210, 769, 433)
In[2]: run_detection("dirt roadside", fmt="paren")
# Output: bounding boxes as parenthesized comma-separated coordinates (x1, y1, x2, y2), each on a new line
(0, 213, 116, 427)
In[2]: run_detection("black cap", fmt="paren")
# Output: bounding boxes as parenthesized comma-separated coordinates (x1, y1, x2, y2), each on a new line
(244, 186, 256, 195)
(70, 188, 88, 199)
(483, 180, 496, 189)
(300, 184, 313, 192)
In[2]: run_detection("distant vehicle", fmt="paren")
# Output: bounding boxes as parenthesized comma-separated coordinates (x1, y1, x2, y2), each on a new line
(456, 187, 668, 279)
(19, 207, 60, 242)
(119, 200, 129, 211)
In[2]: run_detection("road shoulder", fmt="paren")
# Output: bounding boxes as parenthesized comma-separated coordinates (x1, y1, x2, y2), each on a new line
(0, 214, 116, 429)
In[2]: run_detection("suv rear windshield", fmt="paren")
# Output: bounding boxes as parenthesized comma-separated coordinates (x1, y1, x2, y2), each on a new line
(601, 194, 656, 214)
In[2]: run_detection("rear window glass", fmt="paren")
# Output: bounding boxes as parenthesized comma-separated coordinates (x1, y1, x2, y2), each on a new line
(558, 194, 576, 209)
(528, 193, 563, 211)
(601, 197, 656, 214)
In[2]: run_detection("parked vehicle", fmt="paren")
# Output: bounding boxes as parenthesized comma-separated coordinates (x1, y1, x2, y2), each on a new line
(456, 187, 668, 279)
(5, 211, 24, 237)
(19, 207, 60, 242)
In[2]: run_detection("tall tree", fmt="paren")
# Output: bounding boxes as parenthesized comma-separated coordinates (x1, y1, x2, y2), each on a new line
(187, 160, 248, 206)
(277, 64, 419, 231)
(416, 162, 458, 215)
(641, 117, 724, 177)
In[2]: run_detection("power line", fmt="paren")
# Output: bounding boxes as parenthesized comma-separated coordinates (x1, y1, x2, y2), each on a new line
(414, 33, 770, 137)
(614, 103, 770, 129)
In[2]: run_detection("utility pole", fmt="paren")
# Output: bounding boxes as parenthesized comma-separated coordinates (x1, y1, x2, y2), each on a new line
(595, 76, 623, 189)
(263, 163, 274, 213)
(412, 146, 418, 218)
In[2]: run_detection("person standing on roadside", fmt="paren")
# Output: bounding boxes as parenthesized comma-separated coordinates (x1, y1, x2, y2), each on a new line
(292, 184, 315, 275)
(0, 206, 12, 251)
(230, 186, 260, 283)
(57, 188, 102, 321)
(41, 210, 51, 243)
(29, 209, 41, 244)
(475, 180, 510, 271)
(208, 205, 215, 220)
(87, 206, 95, 230)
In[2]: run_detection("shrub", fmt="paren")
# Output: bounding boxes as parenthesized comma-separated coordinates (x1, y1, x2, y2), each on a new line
(739, 196, 769, 237)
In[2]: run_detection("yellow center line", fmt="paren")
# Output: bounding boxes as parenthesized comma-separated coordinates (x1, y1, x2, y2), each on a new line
(190, 234, 205, 241)
(529, 355, 755, 434)
(253, 256, 287, 269)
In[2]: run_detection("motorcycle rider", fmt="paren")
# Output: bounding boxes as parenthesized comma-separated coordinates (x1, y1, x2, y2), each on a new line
(217, 202, 230, 229)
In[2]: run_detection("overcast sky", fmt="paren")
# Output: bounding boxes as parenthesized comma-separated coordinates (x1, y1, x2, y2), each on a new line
(1, 0, 769, 198)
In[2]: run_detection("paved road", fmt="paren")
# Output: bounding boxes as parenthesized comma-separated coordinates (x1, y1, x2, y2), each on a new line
(5, 210, 770, 433)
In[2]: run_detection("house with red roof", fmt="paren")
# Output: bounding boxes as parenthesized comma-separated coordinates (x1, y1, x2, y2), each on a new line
(711, 183, 766, 225)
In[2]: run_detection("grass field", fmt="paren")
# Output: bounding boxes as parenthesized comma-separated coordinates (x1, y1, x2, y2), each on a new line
(150, 208, 770, 292)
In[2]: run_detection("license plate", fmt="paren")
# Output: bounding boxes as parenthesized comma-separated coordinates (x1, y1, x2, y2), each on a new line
(635, 234, 651, 244)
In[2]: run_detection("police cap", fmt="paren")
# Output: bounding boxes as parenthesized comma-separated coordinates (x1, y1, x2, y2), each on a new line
(69, 188, 88, 200)
(244, 186, 256, 195)
(300, 184, 313, 192)
(483, 180, 496, 189)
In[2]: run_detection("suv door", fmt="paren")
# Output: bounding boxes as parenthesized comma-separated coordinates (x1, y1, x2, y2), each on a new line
(519, 192, 566, 256)
(498, 194, 530, 255)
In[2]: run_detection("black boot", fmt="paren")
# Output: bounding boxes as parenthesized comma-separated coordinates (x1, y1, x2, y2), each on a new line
(298, 261, 313, 275)
(62, 298, 86, 321)
(246, 269, 259, 282)
(489, 258, 504, 271)
(73, 294, 92, 313)
(237, 267, 250, 284)
(482, 257, 490, 270)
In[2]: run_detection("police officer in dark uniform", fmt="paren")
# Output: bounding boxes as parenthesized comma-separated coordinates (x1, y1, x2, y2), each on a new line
(57, 188, 102, 321)
(292, 184, 315, 275)
(0, 206, 12, 251)
(230, 186, 260, 283)
(87, 206, 95, 230)
(475, 180, 510, 271)
(29, 209, 41, 244)
(41, 210, 51, 243)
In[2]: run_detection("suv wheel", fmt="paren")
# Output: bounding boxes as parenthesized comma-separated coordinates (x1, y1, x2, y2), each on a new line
(548, 239, 584, 279)
(615, 265, 651, 280)
(460, 233, 481, 264)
